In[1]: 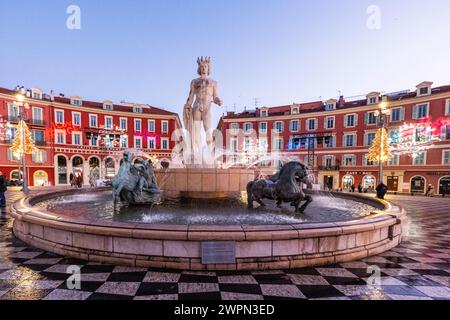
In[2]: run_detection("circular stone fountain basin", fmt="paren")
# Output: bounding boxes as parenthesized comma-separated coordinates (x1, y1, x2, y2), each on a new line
(11, 188, 406, 271)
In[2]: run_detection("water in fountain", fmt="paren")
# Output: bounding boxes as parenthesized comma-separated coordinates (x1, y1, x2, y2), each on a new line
(35, 190, 375, 226)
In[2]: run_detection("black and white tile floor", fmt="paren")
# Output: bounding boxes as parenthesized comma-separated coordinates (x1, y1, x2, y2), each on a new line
(1, 190, 449, 300)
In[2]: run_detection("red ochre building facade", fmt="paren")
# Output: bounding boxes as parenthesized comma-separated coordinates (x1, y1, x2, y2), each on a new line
(218, 81, 450, 195)
(0, 86, 181, 187)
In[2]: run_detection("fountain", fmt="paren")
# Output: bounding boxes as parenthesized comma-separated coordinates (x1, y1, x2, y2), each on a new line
(10, 58, 406, 271)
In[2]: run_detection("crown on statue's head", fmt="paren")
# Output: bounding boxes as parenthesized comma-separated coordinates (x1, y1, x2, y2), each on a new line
(197, 56, 211, 66)
(196, 56, 211, 75)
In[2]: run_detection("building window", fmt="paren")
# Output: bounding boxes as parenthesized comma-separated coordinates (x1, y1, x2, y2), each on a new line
(413, 103, 429, 119)
(148, 120, 155, 132)
(389, 154, 399, 166)
(419, 87, 429, 95)
(291, 107, 299, 114)
(133, 106, 142, 113)
(446, 100, 450, 116)
(161, 138, 169, 150)
(274, 138, 283, 150)
(325, 116, 334, 129)
(325, 103, 336, 111)
(259, 122, 267, 134)
(6, 126, 16, 142)
(32, 130, 45, 146)
(134, 119, 142, 132)
(134, 137, 142, 149)
(413, 152, 426, 165)
(89, 115, 98, 128)
(324, 136, 335, 148)
(443, 125, 450, 140)
(365, 112, 377, 125)
(72, 132, 82, 145)
(71, 99, 82, 106)
(344, 134, 355, 147)
(120, 136, 128, 148)
(230, 138, 238, 152)
(443, 150, 450, 165)
(365, 132, 376, 146)
(261, 109, 268, 117)
(390, 107, 404, 122)
(32, 107, 43, 123)
(258, 137, 267, 151)
(8, 103, 19, 119)
(120, 118, 127, 130)
(105, 116, 113, 130)
(148, 137, 156, 149)
(290, 120, 299, 132)
(244, 137, 252, 151)
(7, 149, 20, 161)
(55, 110, 64, 124)
(323, 155, 335, 168)
(345, 114, 357, 127)
(32, 92, 41, 99)
(103, 104, 113, 111)
(72, 112, 81, 126)
(89, 134, 98, 146)
(55, 131, 65, 144)
(274, 121, 284, 133)
(244, 122, 253, 133)
(307, 119, 317, 131)
(162, 120, 169, 133)
(368, 97, 378, 104)
(389, 128, 401, 144)
(342, 155, 356, 166)
(364, 155, 376, 166)
(32, 150, 46, 163)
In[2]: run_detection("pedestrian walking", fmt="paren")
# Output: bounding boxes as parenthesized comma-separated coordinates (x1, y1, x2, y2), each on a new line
(0, 171, 8, 207)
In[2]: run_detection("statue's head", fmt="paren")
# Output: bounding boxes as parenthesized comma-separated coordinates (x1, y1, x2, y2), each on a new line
(123, 151, 133, 162)
(197, 56, 211, 76)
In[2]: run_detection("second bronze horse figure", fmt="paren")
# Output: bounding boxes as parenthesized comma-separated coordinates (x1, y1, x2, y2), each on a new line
(246, 161, 312, 213)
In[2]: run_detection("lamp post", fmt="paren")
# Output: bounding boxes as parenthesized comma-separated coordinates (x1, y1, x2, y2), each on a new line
(14, 93, 30, 194)
(374, 100, 391, 186)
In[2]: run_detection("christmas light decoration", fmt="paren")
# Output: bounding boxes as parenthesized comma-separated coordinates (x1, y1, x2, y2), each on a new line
(10, 120, 38, 156)
(390, 122, 440, 158)
(368, 127, 392, 163)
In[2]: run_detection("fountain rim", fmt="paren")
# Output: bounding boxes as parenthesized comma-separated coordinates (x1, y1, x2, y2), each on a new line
(11, 187, 403, 235)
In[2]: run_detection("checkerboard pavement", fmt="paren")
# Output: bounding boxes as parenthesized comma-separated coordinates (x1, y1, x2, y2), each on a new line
(1, 190, 449, 300)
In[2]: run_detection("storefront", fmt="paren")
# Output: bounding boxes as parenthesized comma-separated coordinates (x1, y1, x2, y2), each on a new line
(33, 170, 49, 186)
(340, 171, 378, 190)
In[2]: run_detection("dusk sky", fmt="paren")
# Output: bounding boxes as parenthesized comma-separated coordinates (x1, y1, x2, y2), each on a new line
(1, 0, 450, 125)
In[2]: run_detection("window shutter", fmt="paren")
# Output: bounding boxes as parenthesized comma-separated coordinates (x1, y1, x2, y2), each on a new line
(354, 114, 358, 126)
(400, 107, 405, 121)
(412, 105, 418, 119)
(364, 113, 369, 125)
(314, 119, 318, 130)
(344, 115, 348, 127)
(426, 104, 429, 117)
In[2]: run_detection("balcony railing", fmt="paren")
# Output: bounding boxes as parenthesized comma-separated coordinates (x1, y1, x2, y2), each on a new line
(34, 140, 46, 146)
(30, 119, 46, 126)
(318, 165, 340, 171)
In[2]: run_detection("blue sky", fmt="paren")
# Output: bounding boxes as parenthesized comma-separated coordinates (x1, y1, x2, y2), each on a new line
(1, 0, 450, 124)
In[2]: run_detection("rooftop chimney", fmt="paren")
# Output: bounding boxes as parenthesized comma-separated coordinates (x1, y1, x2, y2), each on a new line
(338, 95, 345, 108)
(50, 90, 55, 101)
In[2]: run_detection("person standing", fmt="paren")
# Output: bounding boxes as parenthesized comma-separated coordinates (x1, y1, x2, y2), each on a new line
(0, 171, 8, 207)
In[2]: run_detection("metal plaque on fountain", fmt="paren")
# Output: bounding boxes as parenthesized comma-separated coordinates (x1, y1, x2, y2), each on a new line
(201, 241, 236, 264)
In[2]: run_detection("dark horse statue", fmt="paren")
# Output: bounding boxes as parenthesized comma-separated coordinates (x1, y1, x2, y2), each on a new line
(246, 161, 312, 213)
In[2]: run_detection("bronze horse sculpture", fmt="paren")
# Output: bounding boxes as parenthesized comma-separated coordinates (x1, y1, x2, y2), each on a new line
(112, 151, 161, 207)
(246, 161, 312, 213)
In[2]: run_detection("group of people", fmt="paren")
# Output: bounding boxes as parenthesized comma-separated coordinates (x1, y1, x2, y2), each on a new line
(69, 171, 83, 188)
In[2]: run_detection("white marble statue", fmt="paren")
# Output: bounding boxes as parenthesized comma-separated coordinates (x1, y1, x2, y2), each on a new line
(183, 57, 222, 164)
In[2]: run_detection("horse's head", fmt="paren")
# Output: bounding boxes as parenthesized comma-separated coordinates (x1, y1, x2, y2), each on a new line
(281, 161, 310, 184)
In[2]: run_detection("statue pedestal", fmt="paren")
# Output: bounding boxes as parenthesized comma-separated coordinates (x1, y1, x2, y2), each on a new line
(155, 167, 255, 199)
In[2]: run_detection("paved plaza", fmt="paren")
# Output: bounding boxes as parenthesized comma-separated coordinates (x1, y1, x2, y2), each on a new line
(1, 189, 450, 300)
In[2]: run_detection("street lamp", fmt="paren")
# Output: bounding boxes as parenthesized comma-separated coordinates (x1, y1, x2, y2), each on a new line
(373, 100, 391, 187)
(13, 93, 30, 193)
